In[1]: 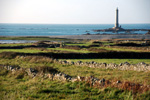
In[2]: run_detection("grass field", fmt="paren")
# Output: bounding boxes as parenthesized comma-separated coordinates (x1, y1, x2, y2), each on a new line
(0, 71, 136, 100)
(0, 55, 150, 85)
(0, 55, 150, 100)
(0, 36, 71, 41)
(0, 43, 33, 47)
(94, 47, 142, 52)
(0, 49, 46, 53)
(64, 59, 150, 64)
(48, 48, 93, 53)
(0, 38, 150, 99)
(0, 48, 93, 53)
(65, 42, 91, 46)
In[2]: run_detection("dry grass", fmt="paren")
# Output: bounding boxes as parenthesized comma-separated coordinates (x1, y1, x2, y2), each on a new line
(0, 39, 150, 99)
(19, 56, 53, 63)
(0, 52, 17, 59)
(35, 66, 58, 73)
(0, 57, 150, 99)
(79, 76, 150, 94)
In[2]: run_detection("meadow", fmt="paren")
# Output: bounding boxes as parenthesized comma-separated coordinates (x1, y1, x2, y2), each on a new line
(0, 37, 150, 100)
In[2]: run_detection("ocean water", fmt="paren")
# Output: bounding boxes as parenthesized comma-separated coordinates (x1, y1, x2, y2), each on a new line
(0, 23, 150, 36)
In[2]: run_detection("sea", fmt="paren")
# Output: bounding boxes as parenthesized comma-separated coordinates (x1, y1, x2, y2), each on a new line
(0, 23, 150, 36)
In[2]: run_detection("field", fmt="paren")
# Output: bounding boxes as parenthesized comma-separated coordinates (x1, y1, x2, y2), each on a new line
(0, 37, 150, 100)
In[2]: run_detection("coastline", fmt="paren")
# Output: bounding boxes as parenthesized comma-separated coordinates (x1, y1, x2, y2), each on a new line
(1, 34, 150, 40)
(49, 34, 150, 40)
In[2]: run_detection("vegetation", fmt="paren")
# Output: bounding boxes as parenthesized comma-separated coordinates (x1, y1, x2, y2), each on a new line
(0, 43, 33, 47)
(65, 42, 91, 46)
(48, 48, 93, 53)
(0, 37, 150, 99)
(64, 59, 150, 64)
(0, 49, 46, 53)
(0, 54, 150, 85)
(0, 36, 71, 41)
(94, 47, 142, 52)
(0, 56, 150, 99)
(0, 70, 137, 100)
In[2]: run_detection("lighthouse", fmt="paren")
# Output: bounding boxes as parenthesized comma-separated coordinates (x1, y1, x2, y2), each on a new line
(112, 7, 124, 32)
(94, 7, 125, 32)
(115, 8, 119, 28)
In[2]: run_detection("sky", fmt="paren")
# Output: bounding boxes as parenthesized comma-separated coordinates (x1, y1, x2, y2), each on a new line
(0, 0, 150, 24)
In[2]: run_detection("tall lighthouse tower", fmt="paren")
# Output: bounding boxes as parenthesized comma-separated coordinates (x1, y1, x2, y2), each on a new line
(94, 8, 126, 32)
(115, 8, 119, 28)
(112, 7, 124, 32)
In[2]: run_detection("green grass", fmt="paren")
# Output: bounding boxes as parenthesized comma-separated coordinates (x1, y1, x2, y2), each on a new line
(64, 59, 150, 64)
(65, 41, 115, 47)
(0, 45, 93, 53)
(65, 42, 91, 46)
(0, 44, 142, 53)
(0, 49, 46, 53)
(0, 39, 150, 99)
(0, 56, 150, 85)
(0, 54, 150, 99)
(53, 64, 150, 85)
(0, 43, 33, 47)
(94, 47, 142, 52)
(0, 72, 135, 100)
(65, 41, 116, 47)
(0, 69, 149, 100)
(0, 48, 91, 54)
(48, 48, 93, 53)
(101, 41, 116, 46)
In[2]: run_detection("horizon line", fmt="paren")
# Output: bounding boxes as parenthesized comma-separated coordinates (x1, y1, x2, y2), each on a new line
(0, 22, 150, 25)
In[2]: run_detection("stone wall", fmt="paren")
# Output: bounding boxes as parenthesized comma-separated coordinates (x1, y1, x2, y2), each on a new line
(0, 65, 113, 85)
(57, 60, 150, 72)
(1, 65, 150, 93)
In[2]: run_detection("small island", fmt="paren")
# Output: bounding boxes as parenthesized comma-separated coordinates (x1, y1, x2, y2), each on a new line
(93, 8, 150, 34)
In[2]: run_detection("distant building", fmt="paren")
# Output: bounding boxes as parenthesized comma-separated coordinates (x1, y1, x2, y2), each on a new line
(112, 8, 125, 32)
(93, 8, 149, 33)
(115, 8, 119, 28)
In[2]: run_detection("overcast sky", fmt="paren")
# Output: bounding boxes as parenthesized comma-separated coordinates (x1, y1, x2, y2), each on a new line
(0, 0, 150, 24)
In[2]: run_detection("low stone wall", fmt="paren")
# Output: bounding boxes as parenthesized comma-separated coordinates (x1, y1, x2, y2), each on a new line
(1, 65, 150, 93)
(0, 65, 105, 85)
(0, 65, 72, 81)
(56, 60, 150, 72)
(0, 64, 125, 88)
